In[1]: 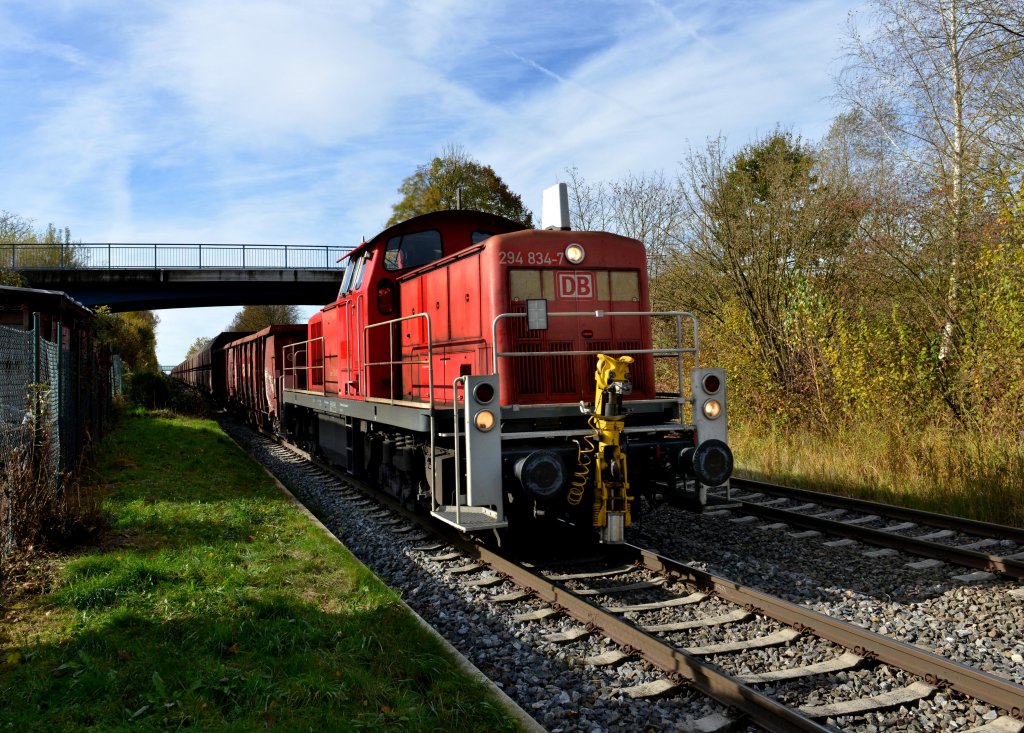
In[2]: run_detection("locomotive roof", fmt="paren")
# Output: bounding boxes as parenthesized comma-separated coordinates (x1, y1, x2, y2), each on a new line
(343, 209, 528, 261)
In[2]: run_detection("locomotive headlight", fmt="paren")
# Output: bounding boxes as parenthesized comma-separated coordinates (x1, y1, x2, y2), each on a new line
(565, 243, 585, 264)
(702, 399, 722, 419)
(474, 409, 496, 432)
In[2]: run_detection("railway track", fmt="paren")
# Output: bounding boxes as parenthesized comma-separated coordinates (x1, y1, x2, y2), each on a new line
(226, 420, 1024, 732)
(703, 479, 1024, 579)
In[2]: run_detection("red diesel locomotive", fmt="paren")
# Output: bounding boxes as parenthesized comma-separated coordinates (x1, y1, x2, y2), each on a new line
(176, 186, 733, 543)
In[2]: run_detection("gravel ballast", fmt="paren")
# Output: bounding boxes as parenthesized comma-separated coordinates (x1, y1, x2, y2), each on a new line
(227, 422, 1023, 731)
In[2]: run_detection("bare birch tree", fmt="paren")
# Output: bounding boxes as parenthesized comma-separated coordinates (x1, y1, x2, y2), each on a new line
(564, 167, 685, 308)
(836, 0, 1024, 369)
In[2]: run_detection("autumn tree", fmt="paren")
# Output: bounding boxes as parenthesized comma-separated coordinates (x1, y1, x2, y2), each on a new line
(388, 145, 533, 227)
(227, 305, 301, 332)
(673, 132, 863, 419)
(0, 210, 78, 267)
(185, 336, 212, 358)
(94, 308, 160, 373)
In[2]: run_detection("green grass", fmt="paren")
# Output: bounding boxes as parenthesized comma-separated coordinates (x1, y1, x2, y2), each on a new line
(0, 414, 522, 732)
(732, 420, 1024, 527)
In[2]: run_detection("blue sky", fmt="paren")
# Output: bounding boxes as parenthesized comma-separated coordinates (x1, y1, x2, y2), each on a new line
(1, 0, 856, 365)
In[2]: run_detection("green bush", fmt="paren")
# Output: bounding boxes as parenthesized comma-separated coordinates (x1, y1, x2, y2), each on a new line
(125, 371, 169, 410)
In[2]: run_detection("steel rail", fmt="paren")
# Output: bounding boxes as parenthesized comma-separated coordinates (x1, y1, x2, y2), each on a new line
(636, 546, 1024, 719)
(460, 543, 831, 733)
(731, 477, 1024, 544)
(723, 495, 1024, 580)
(273, 435, 825, 730)
(269, 432, 1024, 726)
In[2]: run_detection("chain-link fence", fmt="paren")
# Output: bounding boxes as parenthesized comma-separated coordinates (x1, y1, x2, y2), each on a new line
(0, 318, 117, 557)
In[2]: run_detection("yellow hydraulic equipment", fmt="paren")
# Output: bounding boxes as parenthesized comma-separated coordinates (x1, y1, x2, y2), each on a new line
(590, 354, 634, 544)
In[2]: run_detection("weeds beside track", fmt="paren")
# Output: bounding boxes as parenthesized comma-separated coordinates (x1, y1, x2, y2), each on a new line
(0, 412, 521, 732)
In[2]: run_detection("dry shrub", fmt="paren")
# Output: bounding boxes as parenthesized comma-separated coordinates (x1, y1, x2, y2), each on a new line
(0, 388, 107, 592)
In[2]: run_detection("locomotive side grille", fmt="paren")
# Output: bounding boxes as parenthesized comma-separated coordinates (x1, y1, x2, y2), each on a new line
(509, 305, 529, 339)
(513, 342, 544, 395)
(549, 341, 576, 394)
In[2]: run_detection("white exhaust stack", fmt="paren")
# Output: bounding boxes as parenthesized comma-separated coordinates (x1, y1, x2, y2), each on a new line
(541, 183, 571, 230)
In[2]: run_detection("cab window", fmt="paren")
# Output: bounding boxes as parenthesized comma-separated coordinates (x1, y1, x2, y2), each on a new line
(471, 230, 493, 244)
(338, 258, 356, 297)
(353, 252, 369, 289)
(383, 230, 443, 271)
(339, 254, 367, 296)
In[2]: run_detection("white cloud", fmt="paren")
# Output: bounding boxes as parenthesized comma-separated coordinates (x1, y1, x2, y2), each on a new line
(0, 0, 857, 366)
(128, 0, 484, 150)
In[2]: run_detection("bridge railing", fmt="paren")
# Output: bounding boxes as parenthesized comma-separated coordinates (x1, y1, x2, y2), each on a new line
(3, 243, 350, 270)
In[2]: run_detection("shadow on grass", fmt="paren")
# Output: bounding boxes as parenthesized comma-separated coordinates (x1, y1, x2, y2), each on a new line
(0, 414, 520, 732)
(1, 599, 513, 732)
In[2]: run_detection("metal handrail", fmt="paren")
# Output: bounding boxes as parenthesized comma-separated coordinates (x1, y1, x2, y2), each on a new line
(3, 242, 350, 270)
(363, 313, 438, 513)
(450, 376, 467, 524)
(363, 312, 434, 408)
(490, 310, 700, 402)
(282, 338, 324, 394)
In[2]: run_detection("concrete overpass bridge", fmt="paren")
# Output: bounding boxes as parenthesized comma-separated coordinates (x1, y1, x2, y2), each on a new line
(6, 242, 349, 311)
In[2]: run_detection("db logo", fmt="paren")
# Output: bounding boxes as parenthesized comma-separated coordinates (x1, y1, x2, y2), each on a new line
(556, 271, 595, 299)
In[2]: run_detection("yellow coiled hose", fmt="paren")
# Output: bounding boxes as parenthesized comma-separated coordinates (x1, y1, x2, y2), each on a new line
(567, 416, 598, 506)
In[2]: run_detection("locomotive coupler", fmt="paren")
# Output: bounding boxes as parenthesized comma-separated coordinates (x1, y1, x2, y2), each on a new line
(592, 354, 635, 544)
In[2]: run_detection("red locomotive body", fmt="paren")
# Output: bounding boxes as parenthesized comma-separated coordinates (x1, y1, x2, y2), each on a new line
(174, 187, 733, 543)
(276, 196, 732, 543)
